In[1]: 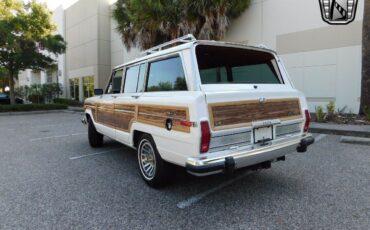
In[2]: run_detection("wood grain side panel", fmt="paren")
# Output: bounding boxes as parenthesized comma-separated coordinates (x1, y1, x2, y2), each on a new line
(137, 105, 190, 133)
(84, 105, 97, 121)
(114, 104, 136, 131)
(115, 111, 136, 131)
(94, 103, 190, 133)
(209, 98, 302, 130)
(97, 109, 115, 127)
(115, 104, 136, 112)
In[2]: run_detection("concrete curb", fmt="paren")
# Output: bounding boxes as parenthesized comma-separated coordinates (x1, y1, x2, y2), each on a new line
(310, 123, 370, 138)
(340, 136, 370, 146)
(0, 109, 84, 116)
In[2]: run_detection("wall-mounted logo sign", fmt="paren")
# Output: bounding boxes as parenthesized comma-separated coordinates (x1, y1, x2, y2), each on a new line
(319, 0, 358, 25)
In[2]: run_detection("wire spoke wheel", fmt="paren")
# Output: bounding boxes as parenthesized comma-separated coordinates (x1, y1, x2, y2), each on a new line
(138, 140, 156, 180)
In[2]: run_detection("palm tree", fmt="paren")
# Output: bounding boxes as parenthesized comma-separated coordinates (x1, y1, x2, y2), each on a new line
(112, 0, 250, 50)
(360, 0, 370, 114)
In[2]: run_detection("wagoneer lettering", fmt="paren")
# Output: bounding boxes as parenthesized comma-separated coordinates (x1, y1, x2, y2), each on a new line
(83, 34, 314, 187)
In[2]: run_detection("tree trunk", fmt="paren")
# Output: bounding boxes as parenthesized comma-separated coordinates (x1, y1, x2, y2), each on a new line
(9, 71, 16, 105)
(360, 0, 370, 113)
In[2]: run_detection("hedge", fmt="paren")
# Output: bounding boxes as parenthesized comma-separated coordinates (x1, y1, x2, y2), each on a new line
(53, 98, 83, 107)
(0, 103, 68, 112)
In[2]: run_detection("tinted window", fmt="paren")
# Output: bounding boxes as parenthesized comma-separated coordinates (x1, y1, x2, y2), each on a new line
(107, 69, 123, 94)
(232, 64, 280, 84)
(199, 67, 228, 84)
(146, 56, 187, 92)
(0, 93, 8, 98)
(124, 65, 140, 93)
(196, 45, 282, 84)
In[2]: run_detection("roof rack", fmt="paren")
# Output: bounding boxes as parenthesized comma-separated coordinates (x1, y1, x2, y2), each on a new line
(142, 34, 196, 55)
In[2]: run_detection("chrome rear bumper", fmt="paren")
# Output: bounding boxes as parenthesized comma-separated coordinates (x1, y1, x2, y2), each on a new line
(186, 134, 314, 176)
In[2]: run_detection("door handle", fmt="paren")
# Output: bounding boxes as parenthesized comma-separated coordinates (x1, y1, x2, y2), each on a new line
(131, 95, 140, 99)
(111, 95, 117, 99)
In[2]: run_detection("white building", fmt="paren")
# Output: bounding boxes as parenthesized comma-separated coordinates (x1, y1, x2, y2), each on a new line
(18, 5, 67, 97)
(18, 0, 364, 113)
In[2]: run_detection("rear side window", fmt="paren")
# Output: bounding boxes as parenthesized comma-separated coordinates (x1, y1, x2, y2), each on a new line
(123, 63, 146, 93)
(124, 65, 140, 93)
(107, 69, 123, 94)
(146, 56, 187, 92)
(196, 45, 282, 84)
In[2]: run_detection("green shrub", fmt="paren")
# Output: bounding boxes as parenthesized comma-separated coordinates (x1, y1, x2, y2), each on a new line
(0, 103, 67, 112)
(315, 106, 326, 122)
(53, 98, 83, 106)
(326, 101, 335, 114)
(326, 101, 335, 121)
(28, 94, 45, 104)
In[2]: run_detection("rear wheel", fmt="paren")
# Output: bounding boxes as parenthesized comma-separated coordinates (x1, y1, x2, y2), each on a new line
(88, 120, 103, 147)
(137, 134, 169, 188)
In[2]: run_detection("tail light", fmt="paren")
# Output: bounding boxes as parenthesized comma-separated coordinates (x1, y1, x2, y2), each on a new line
(304, 110, 310, 132)
(200, 121, 211, 153)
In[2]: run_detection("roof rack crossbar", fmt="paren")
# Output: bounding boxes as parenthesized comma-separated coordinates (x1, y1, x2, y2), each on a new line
(142, 34, 196, 55)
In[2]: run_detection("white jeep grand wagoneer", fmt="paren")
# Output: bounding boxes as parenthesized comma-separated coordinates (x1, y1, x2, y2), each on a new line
(83, 34, 314, 187)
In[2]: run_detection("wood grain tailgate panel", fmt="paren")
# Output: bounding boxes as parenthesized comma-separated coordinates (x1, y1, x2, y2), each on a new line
(209, 98, 302, 130)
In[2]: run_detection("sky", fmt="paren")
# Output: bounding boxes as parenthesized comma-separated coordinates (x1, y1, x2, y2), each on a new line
(23, 0, 79, 10)
(24, 0, 117, 10)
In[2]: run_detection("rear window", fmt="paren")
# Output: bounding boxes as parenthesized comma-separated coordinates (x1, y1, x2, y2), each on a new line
(196, 45, 282, 84)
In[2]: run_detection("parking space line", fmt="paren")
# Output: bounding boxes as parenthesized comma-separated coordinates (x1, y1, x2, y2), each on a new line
(30, 132, 87, 142)
(177, 171, 254, 209)
(177, 134, 328, 209)
(315, 134, 327, 142)
(69, 148, 123, 160)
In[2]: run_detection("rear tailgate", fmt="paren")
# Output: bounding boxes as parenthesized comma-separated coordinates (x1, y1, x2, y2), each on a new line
(203, 85, 303, 131)
(201, 85, 305, 152)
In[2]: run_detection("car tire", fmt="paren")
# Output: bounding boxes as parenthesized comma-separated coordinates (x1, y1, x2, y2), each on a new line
(88, 120, 103, 147)
(137, 134, 169, 188)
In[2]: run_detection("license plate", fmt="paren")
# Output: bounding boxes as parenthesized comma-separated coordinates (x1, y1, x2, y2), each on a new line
(254, 126, 273, 144)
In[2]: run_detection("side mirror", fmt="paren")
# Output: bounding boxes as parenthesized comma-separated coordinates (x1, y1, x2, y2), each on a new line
(94, 88, 103, 96)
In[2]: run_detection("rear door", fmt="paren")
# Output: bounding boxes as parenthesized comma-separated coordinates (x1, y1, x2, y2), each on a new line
(114, 63, 146, 144)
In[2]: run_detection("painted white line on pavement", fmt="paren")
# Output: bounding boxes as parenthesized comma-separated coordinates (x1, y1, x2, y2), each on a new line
(177, 134, 328, 209)
(69, 148, 123, 160)
(177, 171, 255, 209)
(30, 132, 87, 142)
(315, 134, 327, 142)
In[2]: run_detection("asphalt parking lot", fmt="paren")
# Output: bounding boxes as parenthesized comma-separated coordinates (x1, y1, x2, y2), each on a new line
(0, 112, 369, 229)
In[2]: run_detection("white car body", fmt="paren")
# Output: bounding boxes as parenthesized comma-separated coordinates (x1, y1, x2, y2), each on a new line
(83, 35, 314, 178)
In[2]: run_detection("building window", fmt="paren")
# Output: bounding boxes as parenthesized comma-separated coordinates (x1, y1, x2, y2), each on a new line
(47, 70, 53, 83)
(83, 76, 94, 98)
(69, 78, 79, 100)
(146, 56, 187, 92)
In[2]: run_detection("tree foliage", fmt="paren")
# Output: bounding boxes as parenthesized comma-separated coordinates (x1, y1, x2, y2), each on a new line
(0, 0, 66, 104)
(112, 0, 250, 50)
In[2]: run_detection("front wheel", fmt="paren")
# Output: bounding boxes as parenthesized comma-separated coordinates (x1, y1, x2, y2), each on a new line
(137, 134, 169, 188)
(88, 120, 103, 147)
